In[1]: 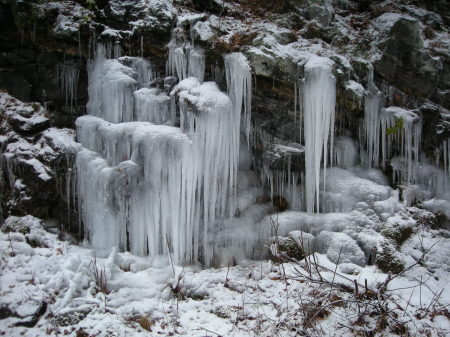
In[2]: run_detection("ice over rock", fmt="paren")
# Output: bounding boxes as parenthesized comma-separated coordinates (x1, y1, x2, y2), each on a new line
(77, 46, 253, 265)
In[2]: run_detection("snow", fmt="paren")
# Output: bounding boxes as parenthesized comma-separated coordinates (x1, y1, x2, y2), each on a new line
(345, 80, 365, 98)
(373, 12, 417, 36)
(2, 214, 449, 336)
(192, 20, 214, 42)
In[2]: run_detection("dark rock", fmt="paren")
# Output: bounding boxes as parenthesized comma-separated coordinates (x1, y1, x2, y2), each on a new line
(374, 15, 441, 99)
(0, 306, 17, 320)
(0, 69, 32, 102)
(419, 103, 450, 157)
(15, 302, 47, 328)
(8, 113, 50, 135)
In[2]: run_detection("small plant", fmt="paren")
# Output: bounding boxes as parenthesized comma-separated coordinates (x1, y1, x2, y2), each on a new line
(81, 14, 93, 25)
(86, 257, 109, 294)
(86, 0, 97, 11)
(386, 117, 404, 136)
(380, 223, 413, 247)
(375, 240, 405, 274)
(138, 315, 153, 331)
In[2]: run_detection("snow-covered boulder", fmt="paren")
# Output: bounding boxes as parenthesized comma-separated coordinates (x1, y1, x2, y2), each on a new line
(316, 231, 367, 266)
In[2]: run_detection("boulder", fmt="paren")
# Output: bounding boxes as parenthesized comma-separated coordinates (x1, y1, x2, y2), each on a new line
(374, 14, 441, 98)
(316, 231, 367, 266)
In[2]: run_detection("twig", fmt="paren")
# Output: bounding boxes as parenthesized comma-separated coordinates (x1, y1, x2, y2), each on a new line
(330, 245, 343, 293)
(7, 232, 15, 256)
(166, 234, 175, 277)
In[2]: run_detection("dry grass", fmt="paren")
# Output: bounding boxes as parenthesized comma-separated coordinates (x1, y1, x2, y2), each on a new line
(138, 315, 153, 331)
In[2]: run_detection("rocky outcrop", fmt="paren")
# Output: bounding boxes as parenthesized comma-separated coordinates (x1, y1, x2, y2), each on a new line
(374, 14, 441, 100)
(0, 93, 80, 232)
(0, 0, 449, 237)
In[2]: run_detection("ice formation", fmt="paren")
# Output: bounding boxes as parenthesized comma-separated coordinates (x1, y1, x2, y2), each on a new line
(134, 88, 171, 124)
(302, 56, 336, 213)
(57, 62, 79, 109)
(119, 56, 154, 88)
(361, 65, 384, 168)
(174, 78, 239, 265)
(75, 34, 446, 270)
(224, 53, 252, 144)
(167, 39, 205, 83)
(86, 46, 137, 123)
(77, 44, 249, 265)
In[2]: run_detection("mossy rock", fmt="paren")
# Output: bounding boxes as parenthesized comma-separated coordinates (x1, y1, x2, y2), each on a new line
(380, 223, 413, 247)
(270, 236, 305, 262)
(375, 240, 405, 274)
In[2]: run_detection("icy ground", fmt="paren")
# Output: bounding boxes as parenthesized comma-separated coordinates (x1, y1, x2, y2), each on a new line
(1, 216, 449, 337)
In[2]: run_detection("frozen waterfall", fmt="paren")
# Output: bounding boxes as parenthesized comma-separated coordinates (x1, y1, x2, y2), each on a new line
(77, 43, 252, 266)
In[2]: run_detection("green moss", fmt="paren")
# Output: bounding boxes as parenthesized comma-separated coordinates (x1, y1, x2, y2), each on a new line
(380, 223, 413, 247)
(375, 240, 405, 274)
(270, 237, 304, 263)
(386, 117, 404, 136)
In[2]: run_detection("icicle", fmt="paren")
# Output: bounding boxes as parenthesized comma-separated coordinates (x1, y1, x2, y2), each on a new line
(167, 39, 188, 81)
(57, 62, 80, 110)
(86, 45, 137, 123)
(188, 48, 205, 83)
(174, 78, 237, 265)
(224, 52, 252, 145)
(383, 107, 421, 184)
(302, 56, 336, 213)
(361, 64, 383, 168)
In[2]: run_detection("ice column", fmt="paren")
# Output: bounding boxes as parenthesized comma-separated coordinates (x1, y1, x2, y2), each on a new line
(86, 45, 137, 123)
(175, 78, 236, 265)
(224, 52, 252, 144)
(302, 56, 336, 213)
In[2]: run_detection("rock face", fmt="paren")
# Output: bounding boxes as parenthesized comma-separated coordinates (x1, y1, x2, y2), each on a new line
(0, 0, 449, 249)
(0, 93, 80, 232)
(375, 14, 441, 99)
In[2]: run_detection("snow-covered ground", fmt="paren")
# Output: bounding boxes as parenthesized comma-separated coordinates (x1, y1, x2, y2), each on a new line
(1, 215, 449, 337)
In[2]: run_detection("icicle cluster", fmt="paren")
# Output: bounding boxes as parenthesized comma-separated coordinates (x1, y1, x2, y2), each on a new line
(77, 42, 252, 265)
(302, 56, 336, 213)
(76, 116, 194, 260)
(385, 107, 422, 184)
(361, 65, 383, 168)
(167, 39, 205, 83)
(134, 88, 171, 124)
(57, 62, 79, 108)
